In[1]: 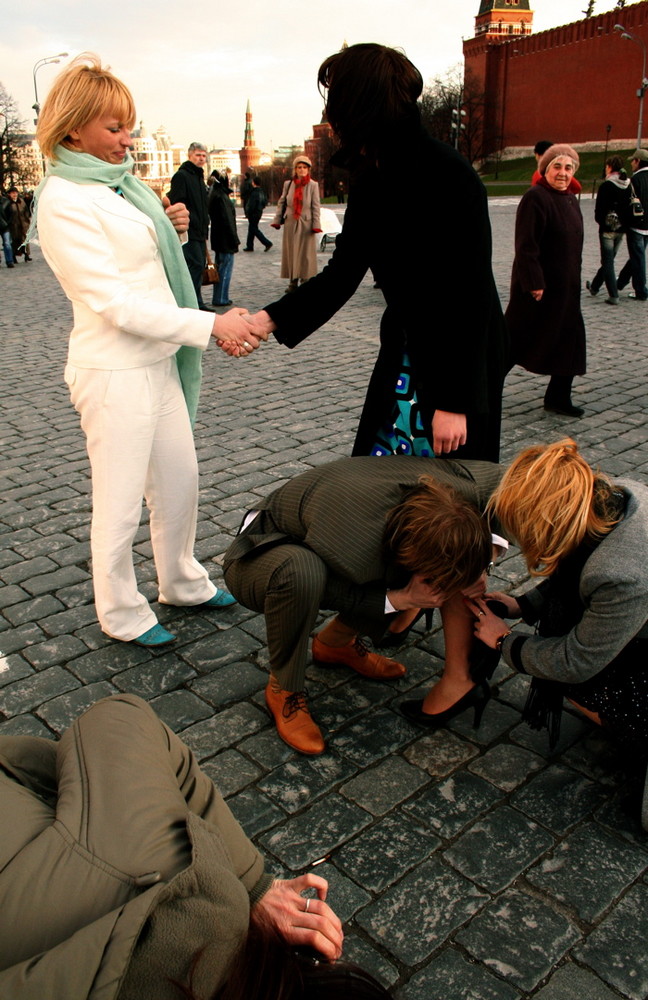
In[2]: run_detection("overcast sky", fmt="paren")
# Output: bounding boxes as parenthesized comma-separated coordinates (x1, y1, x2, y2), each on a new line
(2, 1, 608, 154)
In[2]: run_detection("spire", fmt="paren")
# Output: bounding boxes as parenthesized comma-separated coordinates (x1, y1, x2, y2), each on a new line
(243, 100, 255, 148)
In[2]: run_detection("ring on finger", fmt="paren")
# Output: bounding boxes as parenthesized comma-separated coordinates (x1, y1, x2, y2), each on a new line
(478, 610, 485, 617)
(304, 898, 311, 913)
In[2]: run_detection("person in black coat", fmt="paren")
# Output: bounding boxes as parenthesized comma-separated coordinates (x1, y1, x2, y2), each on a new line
(208, 170, 240, 306)
(586, 156, 631, 305)
(169, 143, 210, 308)
(244, 176, 272, 252)
(506, 144, 586, 418)
(242, 43, 508, 464)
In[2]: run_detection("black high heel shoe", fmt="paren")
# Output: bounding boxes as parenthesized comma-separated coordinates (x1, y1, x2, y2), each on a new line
(380, 609, 433, 649)
(400, 681, 491, 730)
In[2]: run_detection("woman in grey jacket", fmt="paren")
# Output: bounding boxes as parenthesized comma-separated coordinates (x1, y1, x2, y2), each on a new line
(468, 439, 648, 830)
(0, 694, 392, 999)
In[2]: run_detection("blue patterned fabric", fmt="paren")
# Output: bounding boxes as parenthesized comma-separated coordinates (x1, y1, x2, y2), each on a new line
(371, 352, 433, 457)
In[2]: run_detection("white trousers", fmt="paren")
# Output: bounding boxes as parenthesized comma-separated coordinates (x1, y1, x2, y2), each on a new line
(65, 356, 215, 640)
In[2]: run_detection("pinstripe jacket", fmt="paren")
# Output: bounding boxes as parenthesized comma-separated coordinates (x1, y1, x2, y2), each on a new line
(224, 455, 502, 590)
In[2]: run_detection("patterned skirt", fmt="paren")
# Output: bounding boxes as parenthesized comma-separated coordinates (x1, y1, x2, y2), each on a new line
(370, 352, 433, 457)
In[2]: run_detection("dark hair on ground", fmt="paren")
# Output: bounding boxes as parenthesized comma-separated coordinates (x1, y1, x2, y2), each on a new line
(174, 913, 394, 1000)
(317, 43, 422, 158)
(383, 477, 491, 597)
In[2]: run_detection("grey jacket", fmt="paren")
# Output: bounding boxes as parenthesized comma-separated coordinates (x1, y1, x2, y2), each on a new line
(500, 479, 648, 684)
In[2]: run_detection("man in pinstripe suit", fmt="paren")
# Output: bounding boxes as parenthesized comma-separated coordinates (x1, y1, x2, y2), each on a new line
(224, 455, 503, 754)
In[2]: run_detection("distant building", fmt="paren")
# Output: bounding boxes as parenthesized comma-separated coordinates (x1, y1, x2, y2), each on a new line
(305, 119, 335, 197)
(464, 0, 648, 158)
(10, 134, 44, 189)
(209, 148, 241, 175)
(130, 122, 184, 194)
(239, 99, 262, 173)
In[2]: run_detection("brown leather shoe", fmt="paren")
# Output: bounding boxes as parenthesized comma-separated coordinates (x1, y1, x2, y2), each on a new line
(312, 634, 406, 679)
(265, 678, 325, 755)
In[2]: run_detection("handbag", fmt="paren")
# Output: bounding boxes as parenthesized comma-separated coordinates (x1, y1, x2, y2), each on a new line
(628, 181, 645, 225)
(202, 244, 219, 286)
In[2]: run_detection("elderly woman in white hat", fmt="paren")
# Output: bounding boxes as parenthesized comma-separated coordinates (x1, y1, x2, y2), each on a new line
(272, 155, 322, 292)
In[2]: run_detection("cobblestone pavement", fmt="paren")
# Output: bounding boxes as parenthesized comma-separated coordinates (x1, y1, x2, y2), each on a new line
(2, 197, 648, 999)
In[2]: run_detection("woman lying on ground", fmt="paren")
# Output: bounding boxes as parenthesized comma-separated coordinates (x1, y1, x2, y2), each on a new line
(0, 693, 393, 999)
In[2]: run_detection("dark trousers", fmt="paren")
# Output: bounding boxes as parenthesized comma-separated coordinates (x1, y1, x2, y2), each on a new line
(617, 229, 648, 299)
(245, 214, 272, 250)
(224, 543, 384, 691)
(182, 239, 205, 306)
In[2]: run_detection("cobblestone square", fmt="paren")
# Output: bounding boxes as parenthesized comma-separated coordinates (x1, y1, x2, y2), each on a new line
(2, 198, 648, 996)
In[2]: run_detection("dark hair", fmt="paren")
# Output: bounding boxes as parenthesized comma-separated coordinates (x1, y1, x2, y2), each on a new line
(383, 477, 491, 597)
(317, 43, 422, 157)
(606, 155, 624, 173)
(534, 139, 553, 156)
(175, 916, 394, 1000)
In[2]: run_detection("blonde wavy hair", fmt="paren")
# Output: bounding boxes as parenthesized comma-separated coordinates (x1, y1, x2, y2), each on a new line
(489, 439, 620, 577)
(37, 54, 136, 161)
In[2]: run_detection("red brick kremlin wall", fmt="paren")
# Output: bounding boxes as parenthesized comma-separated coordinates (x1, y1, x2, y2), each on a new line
(464, 1, 648, 154)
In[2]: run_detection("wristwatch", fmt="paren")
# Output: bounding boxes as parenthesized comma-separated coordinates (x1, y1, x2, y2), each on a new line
(495, 630, 512, 652)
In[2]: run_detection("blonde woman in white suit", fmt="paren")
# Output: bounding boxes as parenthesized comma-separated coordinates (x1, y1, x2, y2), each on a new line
(33, 56, 263, 646)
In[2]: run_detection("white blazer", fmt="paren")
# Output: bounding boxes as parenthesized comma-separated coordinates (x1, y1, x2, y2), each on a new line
(37, 176, 213, 370)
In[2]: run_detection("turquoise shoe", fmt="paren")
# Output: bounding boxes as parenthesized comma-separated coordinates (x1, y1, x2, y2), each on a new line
(201, 588, 237, 609)
(132, 624, 176, 646)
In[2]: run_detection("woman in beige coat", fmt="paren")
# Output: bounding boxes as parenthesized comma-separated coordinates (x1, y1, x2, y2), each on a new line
(272, 154, 322, 291)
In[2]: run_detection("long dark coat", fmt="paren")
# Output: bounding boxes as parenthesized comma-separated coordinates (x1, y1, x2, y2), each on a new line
(506, 180, 586, 377)
(264, 126, 508, 462)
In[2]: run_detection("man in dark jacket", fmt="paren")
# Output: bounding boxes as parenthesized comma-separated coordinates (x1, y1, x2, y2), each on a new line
(243, 177, 272, 252)
(0, 192, 14, 268)
(170, 142, 210, 309)
(224, 455, 503, 755)
(617, 149, 648, 301)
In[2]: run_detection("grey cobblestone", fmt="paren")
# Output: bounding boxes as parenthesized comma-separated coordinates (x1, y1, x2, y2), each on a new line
(2, 203, 648, 996)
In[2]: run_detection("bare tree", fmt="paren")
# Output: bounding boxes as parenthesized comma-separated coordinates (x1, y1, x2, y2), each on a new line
(582, 0, 595, 16)
(0, 83, 26, 191)
(419, 65, 488, 165)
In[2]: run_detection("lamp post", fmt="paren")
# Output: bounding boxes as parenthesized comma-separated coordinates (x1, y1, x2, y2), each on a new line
(32, 53, 68, 125)
(614, 24, 647, 149)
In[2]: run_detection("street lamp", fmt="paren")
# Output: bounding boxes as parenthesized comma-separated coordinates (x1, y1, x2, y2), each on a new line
(32, 53, 68, 125)
(614, 24, 647, 149)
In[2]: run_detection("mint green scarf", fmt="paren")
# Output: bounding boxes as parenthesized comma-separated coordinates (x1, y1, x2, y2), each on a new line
(29, 146, 203, 424)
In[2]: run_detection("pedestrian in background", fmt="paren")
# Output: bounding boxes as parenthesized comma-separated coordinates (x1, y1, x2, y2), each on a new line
(5, 187, 31, 262)
(244, 176, 273, 252)
(586, 155, 630, 305)
(208, 169, 239, 306)
(0, 191, 15, 268)
(169, 141, 210, 309)
(617, 149, 648, 301)
(506, 144, 586, 418)
(271, 154, 322, 292)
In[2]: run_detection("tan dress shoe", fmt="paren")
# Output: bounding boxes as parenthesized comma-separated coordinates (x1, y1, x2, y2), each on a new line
(265, 678, 325, 755)
(312, 634, 406, 679)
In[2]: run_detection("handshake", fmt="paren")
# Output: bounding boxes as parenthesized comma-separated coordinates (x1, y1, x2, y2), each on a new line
(210, 308, 276, 358)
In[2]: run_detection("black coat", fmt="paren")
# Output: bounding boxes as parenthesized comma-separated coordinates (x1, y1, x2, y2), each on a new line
(208, 183, 239, 254)
(594, 174, 630, 232)
(264, 126, 508, 462)
(506, 180, 586, 377)
(169, 160, 209, 241)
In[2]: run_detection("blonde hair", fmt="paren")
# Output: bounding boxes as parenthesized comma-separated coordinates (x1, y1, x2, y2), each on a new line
(37, 54, 136, 161)
(489, 439, 620, 577)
